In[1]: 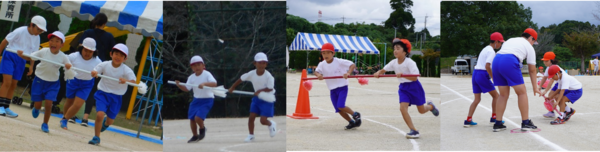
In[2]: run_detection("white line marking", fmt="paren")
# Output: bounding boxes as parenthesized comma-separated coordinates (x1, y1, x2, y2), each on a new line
(441, 84, 567, 151)
(219, 143, 251, 152)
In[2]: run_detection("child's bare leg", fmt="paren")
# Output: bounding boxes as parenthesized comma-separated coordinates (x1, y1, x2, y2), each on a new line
(190, 119, 198, 136)
(467, 93, 481, 117)
(64, 97, 84, 119)
(513, 84, 529, 121)
(559, 97, 569, 112)
(63, 98, 74, 116)
(400, 102, 416, 130)
(260, 116, 271, 126)
(338, 107, 354, 121)
(34, 101, 42, 109)
(0, 74, 13, 99)
(489, 90, 499, 114)
(417, 103, 432, 114)
(43, 100, 52, 123)
(194, 116, 204, 129)
(248, 113, 257, 135)
(95, 111, 105, 137)
(7, 79, 17, 99)
(495, 86, 510, 121)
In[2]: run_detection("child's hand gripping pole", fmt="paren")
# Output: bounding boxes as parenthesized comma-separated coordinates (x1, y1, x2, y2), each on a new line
(6, 48, 148, 95)
(541, 95, 563, 117)
(167, 80, 276, 102)
(167, 81, 227, 98)
(301, 74, 421, 91)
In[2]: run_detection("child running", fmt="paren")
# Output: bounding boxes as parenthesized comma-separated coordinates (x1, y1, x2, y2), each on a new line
(546, 65, 580, 125)
(88, 43, 136, 145)
(491, 28, 541, 132)
(464, 32, 503, 127)
(0, 15, 46, 117)
(373, 38, 439, 139)
(174, 55, 218, 143)
(18, 31, 71, 133)
(60, 38, 102, 130)
(229, 52, 278, 142)
(313, 43, 362, 130)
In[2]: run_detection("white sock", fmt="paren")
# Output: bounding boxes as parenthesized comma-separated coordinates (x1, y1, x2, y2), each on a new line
(559, 112, 565, 119)
(565, 105, 571, 112)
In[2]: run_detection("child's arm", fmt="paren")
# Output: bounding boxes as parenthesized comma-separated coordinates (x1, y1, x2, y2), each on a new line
(200, 73, 218, 89)
(91, 62, 105, 78)
(228, 79, 243, 93)
(343, 64, 356, 79)
(542, 78, 555, 96)
(63, 55, 72, 70)
(554, 89, 566, 107)
(538, 76, 548, 93)
(27, 60, 34, 76)
(255, 74, 275, 95)
(16, 50, 33, 61)
(314, 71, 323, 80)
(174, 80, 190, 92)
(0, 39, 7, 55)
(486, 63, 493, 80)
(373, 69, 386, 78)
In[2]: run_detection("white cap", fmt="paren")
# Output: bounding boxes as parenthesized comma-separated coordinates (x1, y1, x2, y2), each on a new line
(82, 38, 96, 51)
(31, 15, 47, 32)
(112, 43, 128, 57)
(47, 31, 65, 43)
(190, 55, 203, 65)
(254, 52, 268, 62)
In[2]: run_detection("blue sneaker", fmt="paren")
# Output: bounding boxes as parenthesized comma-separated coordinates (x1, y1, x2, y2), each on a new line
(490, 117, 505, 124)
(464, 120, 477, 128)
(4, 108, 18, 118)
(101, 117, 109, 132)
(427, 101, 439, 116)
(88, 136, 101, 145)
(60, 118, 68, 130)
(406, 129, 420, 139)
(0, 107, 6, 116)
(41, 123, 49, 133)
(32, 108, 40, 119)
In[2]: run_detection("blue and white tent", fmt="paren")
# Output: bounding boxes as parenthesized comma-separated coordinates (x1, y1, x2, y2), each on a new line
(35, 1, 163, 40)
(289, 32, 379, 54)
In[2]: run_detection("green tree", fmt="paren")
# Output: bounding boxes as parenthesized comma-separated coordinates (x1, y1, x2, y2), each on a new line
(542, 20, 593, 46)
(441, 1, 537, 57)
(563, 31, 600, 71)
(384, 0, 415, 37)
(421, 49, 440, 77)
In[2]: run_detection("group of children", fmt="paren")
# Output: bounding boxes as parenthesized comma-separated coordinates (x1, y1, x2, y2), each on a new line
(465, 28, 582, 132)
(174, 52, 278, 143)
(0, 15, 137, 145)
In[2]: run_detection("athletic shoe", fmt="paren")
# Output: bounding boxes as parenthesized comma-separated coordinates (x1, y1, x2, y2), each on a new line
(269, 120, 277, 137)
(100, 117, 109, 132)
(81, 119, 88, 127)
(543, 111, 555, 118)
(352, 111, 362, 127)
(344, 121, 357, 130)
(464, 120, 477, 128)
(521, 120, 538, 131)
(493, 123, 506, 132)
(0, 107, 5, 116)
(199, 127, 206, 140)
(564, 108, 576, 121)
(489, 118, 505, 124)
(88, 136, 101, 145)
(68, 116, 77, 123)
(32, 108, 40, 118)
(187, 136, 200, 143)
(244, 134, 255, 142)
(60, 118, 68, 130)
(550, 117, 565, 125)
(4, 108, 17, 118)
(428, 102, 439, 116)
(41, 123, 49, 133)
(406, 129, 420, 139)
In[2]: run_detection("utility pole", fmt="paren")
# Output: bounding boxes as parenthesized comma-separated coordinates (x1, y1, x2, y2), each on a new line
(342, 16, 345, 24)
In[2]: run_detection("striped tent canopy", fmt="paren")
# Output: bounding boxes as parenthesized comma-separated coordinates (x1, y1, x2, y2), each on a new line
(35, 1, 163, 40)
(289, 32, 379, 54)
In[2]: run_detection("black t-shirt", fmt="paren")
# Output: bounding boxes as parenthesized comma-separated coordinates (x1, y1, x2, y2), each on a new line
(78, 29, 115, 61)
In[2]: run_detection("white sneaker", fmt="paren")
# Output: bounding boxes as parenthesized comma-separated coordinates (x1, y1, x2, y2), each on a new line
(244, 134, 254, 142)
(268, 120, 277, 137)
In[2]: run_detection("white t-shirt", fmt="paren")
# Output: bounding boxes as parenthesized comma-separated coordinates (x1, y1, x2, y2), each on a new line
(594, 59, 598, 66)
(185, 71, 217, 98)
(31, 48, 70, 82)
(5, 26, 40, 54)
(241, 69, 275, 94)
(315, 58, 354, 90)
(536, 72, 543, 82)
(557, 74, 582, 90)
(544, 65, 567, 77)
(68, 52, 102, 80)
(496, 38, 536, 65)
(383, 58, 420, 83)
(474, 46, 496, 70)
(94, 61, 136, 95)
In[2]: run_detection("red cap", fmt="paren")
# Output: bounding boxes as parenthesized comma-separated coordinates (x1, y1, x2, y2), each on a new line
(321, 43, 334, 52)
(392, 38, 412, 54)
(524, 28, 538, 41)
(539, 66, 543, 70)
(490, 32, 504, 42)
(541, 52, 555, 61)
(547, 65, 561, 78)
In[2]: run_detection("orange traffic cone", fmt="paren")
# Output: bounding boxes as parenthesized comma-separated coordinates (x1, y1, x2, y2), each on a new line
(287, 69, 319, 119)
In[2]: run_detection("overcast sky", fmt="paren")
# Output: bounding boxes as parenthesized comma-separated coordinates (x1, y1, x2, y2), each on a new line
(518, 1, 600, 28)
(286, 0, 441, 36)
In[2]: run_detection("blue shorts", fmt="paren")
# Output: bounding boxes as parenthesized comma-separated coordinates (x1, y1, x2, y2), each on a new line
(399, 80, 426, 106)
(188, 98, 214, 120)
(552, 83, 559, 91)
(472, 70, 495, 94)
(0, 50, 26, 81)
(31, 76, 60, 102)
(66, 78, 95, 100)
(564, 89, 582, 104)
(492, 54, 524, 86)
(94, 90, 122, 119)
(250, 96, 274, 117)
(330, 85, 349, 113)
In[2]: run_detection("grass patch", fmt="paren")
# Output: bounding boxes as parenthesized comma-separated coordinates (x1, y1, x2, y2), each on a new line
(13, 86, 162, 136)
